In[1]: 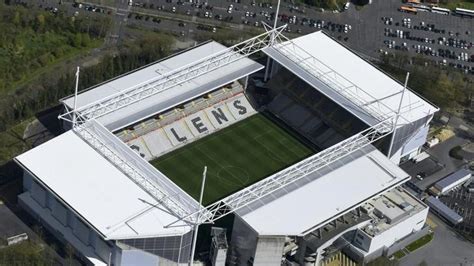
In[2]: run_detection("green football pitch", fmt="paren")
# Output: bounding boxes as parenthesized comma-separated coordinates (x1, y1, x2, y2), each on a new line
(151, 113, 315, 205)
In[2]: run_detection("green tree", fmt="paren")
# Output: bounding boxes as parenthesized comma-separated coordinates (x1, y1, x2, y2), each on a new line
(81, 33, 91, 47)
(72, 33, 82, 47)
(12, 11, 20, 25)
(36, 14, 45, 29)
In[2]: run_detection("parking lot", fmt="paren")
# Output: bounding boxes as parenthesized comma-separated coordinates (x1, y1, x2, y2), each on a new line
(440, 187, 474, 236)
(378, 12, 473, 72)
(124, 0, 473, 72)
(19, 0, 474, 74)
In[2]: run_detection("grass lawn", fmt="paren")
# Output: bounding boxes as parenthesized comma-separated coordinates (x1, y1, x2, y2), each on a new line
(151, 113, 314, 205)
(406, 233, 434, 252)
(393, 250, 406, 259)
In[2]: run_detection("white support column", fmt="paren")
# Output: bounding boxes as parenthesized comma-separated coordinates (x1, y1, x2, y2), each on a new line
(244, 75, 249, 91)
(72, 66, 80, 127)
(190, 166, 207, 265)
(264, 57, 272, 82)
(59, 27, 286, 124)
(388, 72, 409, 158)
(264, 0, 281, 82)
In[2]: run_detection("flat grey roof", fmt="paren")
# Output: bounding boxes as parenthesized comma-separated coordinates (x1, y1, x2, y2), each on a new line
(425, 196, 463, 224)
(62, 41, 263, 131)
(435, 169, 472, 190)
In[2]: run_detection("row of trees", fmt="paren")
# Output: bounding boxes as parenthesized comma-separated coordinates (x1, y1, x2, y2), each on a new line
(0, 241, 57, 266)
(378, 52, 473, 110)
(0, 33, 175, 131)
(300, 0, 347, 10)
(0, 3, 112, 93)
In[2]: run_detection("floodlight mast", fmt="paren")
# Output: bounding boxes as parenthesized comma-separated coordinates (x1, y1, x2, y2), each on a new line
(264, 0, 281, 81)
(190, 166, 207, 265)
(272, 0, 281, 34)
(72, 66, 80, 127)
(58, 26, 287, 125)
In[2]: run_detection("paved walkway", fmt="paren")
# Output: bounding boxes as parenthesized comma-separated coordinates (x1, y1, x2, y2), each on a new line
(400, 213, 474, 266)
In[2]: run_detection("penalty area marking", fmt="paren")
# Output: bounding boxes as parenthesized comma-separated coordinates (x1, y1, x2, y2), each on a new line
(254, 132, 290, 164)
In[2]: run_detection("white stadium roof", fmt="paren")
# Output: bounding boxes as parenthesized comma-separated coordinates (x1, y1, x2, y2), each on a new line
(15, 131, 191, 240)
(18, 31, 425, 242)
(264, 31, 438, 127)
(235, 145, 410, 236)
(62, 41, 263, 132)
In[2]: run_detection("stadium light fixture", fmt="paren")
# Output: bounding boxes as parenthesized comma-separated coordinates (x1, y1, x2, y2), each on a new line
(58, 26, 287, 126)
(264, 0, 281, 81)
(272, 0, 281, 40)
(190, 166, 207, 265)
(72, 66, 80, 127)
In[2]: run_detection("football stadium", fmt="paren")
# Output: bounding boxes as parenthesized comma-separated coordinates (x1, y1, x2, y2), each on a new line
(15, 27, 438, 266)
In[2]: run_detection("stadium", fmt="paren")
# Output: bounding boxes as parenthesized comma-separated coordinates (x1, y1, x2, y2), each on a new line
(15, 27, 438, 265)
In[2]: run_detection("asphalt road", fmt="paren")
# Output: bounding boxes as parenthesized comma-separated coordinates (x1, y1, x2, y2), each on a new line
(401, 135, 470, 193)
(106, 0, 132, 45)
(400, 213, 474, 266)
(422, 136, 468, 186)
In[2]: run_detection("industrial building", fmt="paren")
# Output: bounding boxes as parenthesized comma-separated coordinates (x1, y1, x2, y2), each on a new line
(15, 28, 437, 265)
(432, 169, 472, 195)
(425, 196, 464, 225)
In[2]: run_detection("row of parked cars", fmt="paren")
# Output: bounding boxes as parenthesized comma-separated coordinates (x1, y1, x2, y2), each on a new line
(381, 15, 472, 68)
(385, 34, 472, 61)
(72, 2, 110, 14)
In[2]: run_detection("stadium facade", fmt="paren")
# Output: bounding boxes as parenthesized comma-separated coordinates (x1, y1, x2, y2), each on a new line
(15, 29, 438, 265)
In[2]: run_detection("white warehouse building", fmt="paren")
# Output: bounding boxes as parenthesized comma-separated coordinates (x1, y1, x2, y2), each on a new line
(15, 29, 437, 265)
